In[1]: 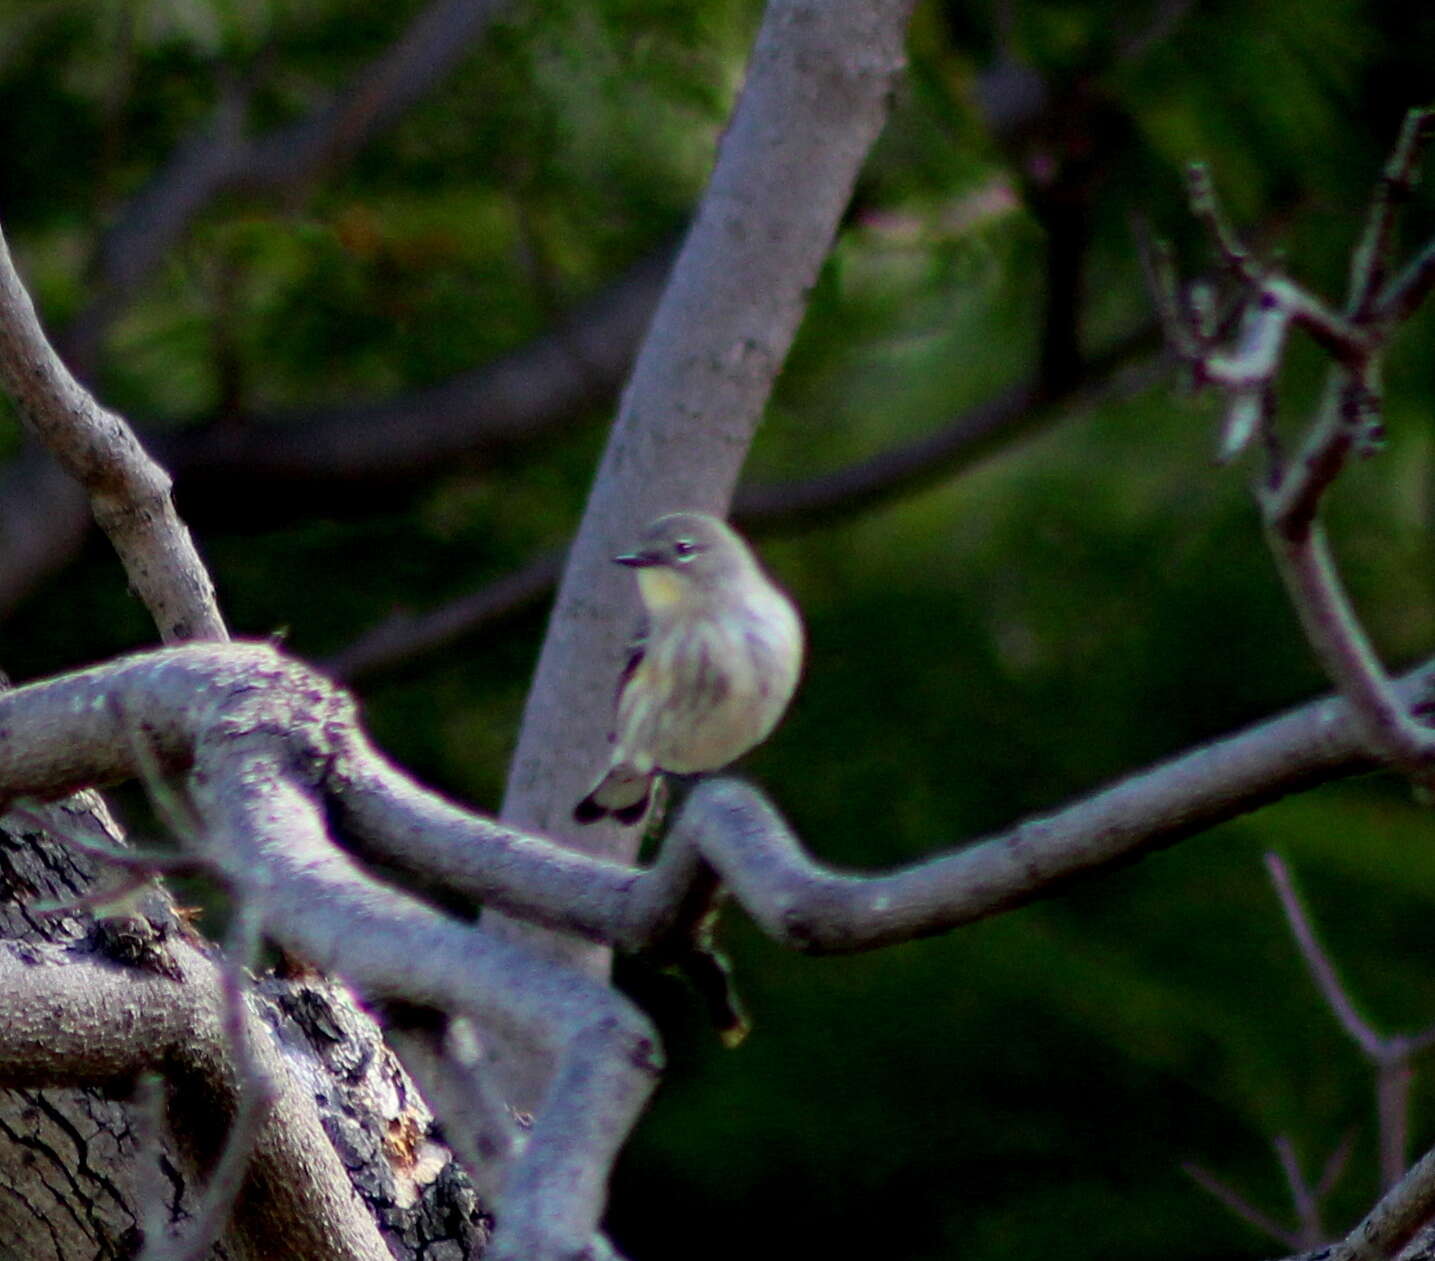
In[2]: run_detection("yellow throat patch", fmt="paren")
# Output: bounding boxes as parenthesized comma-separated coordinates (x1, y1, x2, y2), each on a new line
(636, 566, 688, 613)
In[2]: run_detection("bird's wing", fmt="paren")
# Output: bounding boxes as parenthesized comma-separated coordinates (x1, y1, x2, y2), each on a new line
(608, 617, 648, 739)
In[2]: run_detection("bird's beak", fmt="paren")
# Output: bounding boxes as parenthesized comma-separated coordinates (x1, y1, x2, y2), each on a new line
(614, 549, 661, 568)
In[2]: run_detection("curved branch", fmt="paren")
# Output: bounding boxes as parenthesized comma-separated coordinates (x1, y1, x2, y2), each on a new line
(334, 652, 1405, 954)
(0, 641, 658, 1261)
(0, 222, 225, 643)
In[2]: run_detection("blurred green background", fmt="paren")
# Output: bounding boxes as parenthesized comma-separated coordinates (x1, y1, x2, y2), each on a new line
(3, 1, 1435, 1257)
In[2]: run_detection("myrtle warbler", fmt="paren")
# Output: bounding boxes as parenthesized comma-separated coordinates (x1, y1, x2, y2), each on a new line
(573, 512, 804, 826)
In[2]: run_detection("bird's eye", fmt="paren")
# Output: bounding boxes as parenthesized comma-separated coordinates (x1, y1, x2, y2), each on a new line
(672, 538, 698, 560)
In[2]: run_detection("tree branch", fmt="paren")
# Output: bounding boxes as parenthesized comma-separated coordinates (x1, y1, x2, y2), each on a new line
(0, 223, 226, 643)
(734, 330, 1159, 529)
(1185, 1160, 1302, 1247)
(1150, 116, 1435, 792)
(0, 641, 657, 1261)
(0, 635, 1427, 1251)
(1265, 853, 1383, 1058)
(0, 243, 668, 620)
(324, 546, 564, 680)
(1324, 1141, 1435, 1261)
(1346, 106, 1435, 321)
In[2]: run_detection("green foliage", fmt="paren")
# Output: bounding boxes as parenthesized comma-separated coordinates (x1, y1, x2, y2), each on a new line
(2, 0, 1434, 1258)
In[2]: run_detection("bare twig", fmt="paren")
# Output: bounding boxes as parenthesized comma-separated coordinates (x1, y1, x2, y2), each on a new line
(1406, 1021, 1435, 1056)
(1153, 117, 1435, 790)
(1183, 1160, 1302, 1248)
(1186, 163, 1265, 286)
(1265, 852, 1435, 1191)
(7, 801, 190, 871)
(1265, 853, 1383, 1057)
(1375, 233, 1435, 328)
(1316, 1130, 1357, 1200)
(1116, 0, 1197, 63)
(1376, 1060, 1414, 1194)
(1274, 1135, 1325, 1248)
(1260, 366, 1382, 536)
(1347, 107, 1435, 320)
(30, 868, 158, 919)
(1265, 514, 1435, 777)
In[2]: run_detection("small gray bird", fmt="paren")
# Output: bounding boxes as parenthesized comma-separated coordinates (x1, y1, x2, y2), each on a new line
(573, 512, 804, 825)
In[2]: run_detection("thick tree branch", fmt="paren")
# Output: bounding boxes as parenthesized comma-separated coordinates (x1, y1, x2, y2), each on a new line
(6, 640, 1410, 963)
(492, 0, 922, 1051)
(501, 0, 920, 847)
(1323, 1141, 1435, 1261)
(328, 652, 1394, 954)
(0, 642, 658, 1261)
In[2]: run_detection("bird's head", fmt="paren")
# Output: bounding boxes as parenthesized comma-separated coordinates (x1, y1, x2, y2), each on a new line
(614, 512, 753, 611)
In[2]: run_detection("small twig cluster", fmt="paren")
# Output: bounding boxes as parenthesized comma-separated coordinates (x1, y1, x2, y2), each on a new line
(1144, 107, 1435, 788)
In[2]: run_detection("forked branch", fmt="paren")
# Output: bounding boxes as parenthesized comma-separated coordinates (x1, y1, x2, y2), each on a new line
(1146, 106, 1435, 785)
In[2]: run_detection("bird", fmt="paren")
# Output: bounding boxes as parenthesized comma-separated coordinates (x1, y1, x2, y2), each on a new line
(573, 512, 804, 826)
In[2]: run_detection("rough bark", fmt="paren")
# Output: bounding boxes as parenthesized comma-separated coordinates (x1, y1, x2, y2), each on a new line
(0, 797, 489, 1261)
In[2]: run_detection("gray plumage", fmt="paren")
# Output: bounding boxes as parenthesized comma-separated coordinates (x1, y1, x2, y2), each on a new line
(574, 512, 804, 825)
